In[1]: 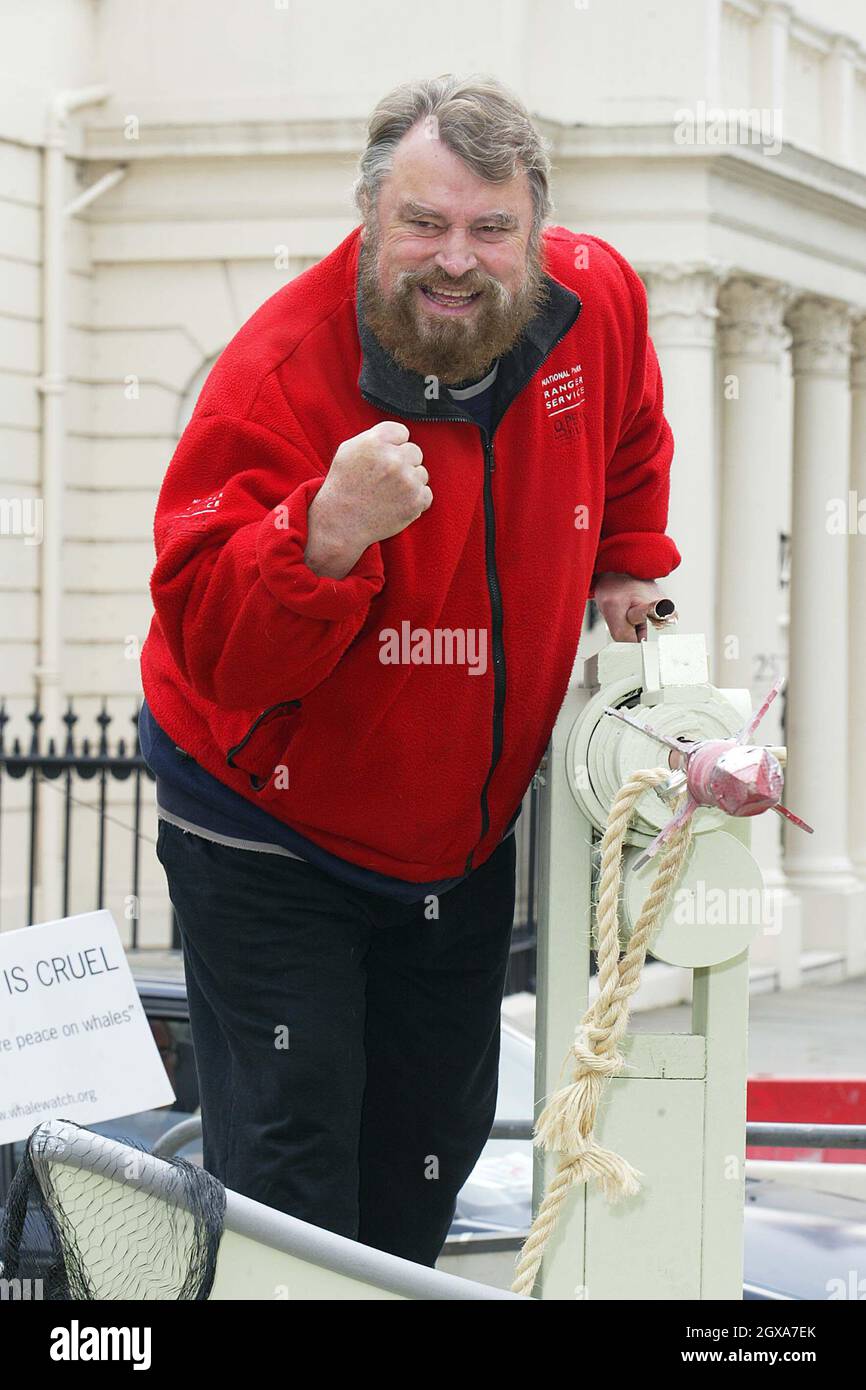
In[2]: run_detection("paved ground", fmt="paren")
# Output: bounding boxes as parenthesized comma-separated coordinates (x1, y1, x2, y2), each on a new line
(630, 976, 866, 1075)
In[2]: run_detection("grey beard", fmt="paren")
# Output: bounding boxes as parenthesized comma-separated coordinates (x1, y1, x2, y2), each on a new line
(358, 229, 549, 386)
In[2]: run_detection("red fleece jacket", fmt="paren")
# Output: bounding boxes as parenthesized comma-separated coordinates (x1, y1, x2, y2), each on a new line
(140, 224, 680, 883)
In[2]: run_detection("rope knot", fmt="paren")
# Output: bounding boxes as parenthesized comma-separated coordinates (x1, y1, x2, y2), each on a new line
(561, 1139, 643, 1203)
(570, 1032, 622, 1079)
(532, 1028, 621, 1157)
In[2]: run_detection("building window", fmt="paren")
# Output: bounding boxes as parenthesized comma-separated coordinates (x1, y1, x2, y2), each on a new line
(176, 355, 222, 437)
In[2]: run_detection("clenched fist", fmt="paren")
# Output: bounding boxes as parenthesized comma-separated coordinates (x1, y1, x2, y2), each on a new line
(304, 421, 432, 579)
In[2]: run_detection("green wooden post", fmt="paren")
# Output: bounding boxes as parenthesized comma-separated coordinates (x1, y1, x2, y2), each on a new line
(531, 632, 760, 1300)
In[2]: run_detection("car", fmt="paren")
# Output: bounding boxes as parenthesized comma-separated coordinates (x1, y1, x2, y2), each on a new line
(2, 950, 864, 1300)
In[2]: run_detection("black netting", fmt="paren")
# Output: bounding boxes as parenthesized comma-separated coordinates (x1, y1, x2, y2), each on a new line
(0, 1120, 226, 1300)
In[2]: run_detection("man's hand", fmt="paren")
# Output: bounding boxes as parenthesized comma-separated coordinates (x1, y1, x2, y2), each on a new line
(304, 421, 431, 578)
(592, 571, 672, 642)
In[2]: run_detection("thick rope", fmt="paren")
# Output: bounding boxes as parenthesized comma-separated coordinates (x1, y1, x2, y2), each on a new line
(511, 766, 696, 1297)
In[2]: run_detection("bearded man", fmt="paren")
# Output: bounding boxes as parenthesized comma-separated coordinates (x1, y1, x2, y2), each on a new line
(139, 73, 681, 1268)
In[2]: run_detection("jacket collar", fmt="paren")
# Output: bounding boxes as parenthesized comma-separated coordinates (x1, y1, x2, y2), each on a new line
(355, 254, 582, 435)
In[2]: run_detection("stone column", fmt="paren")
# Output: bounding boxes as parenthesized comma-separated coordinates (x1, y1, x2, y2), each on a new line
(823, 36, 857, 168)
(784, 296, 866, 974)
(717, 276, 802, 985)
(642, 264, 726, 656)
(849, 319, 866, 882)
(753, 1, 790, 118)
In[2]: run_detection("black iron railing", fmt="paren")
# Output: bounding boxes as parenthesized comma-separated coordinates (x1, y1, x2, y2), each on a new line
(0, 698, 178, 947)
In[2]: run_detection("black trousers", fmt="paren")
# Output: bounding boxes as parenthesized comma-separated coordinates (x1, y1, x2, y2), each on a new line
(155, 818, 517, 1267)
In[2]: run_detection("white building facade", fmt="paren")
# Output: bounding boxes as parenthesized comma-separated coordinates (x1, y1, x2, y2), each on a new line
(0, 0, 865, 979)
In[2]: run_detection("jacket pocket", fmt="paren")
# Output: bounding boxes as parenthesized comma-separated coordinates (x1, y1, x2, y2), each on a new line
(225, 699, 302, 792)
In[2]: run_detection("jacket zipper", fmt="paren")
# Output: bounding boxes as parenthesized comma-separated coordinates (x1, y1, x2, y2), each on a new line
(470, 433, 504, 872)
(359, 310, 579, 869)
(226, 697, 302, 790)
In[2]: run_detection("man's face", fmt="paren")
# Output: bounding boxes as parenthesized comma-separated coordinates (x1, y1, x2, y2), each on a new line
(358, 120, 548, 385)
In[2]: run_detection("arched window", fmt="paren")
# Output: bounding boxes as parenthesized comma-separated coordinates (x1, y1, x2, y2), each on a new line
(176, 354, 222, 437)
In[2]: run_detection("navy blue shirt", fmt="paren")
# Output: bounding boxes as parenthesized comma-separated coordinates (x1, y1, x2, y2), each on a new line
(446, 360, 498, 433)
(139, 702, 519, 903)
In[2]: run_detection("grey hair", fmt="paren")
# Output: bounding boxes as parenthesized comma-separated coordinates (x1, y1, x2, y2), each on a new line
(353, 74, 554, 243)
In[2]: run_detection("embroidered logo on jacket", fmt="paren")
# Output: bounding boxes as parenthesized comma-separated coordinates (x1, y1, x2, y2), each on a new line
(542, 364, 585, 419)
(176, 490, 224, 521)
